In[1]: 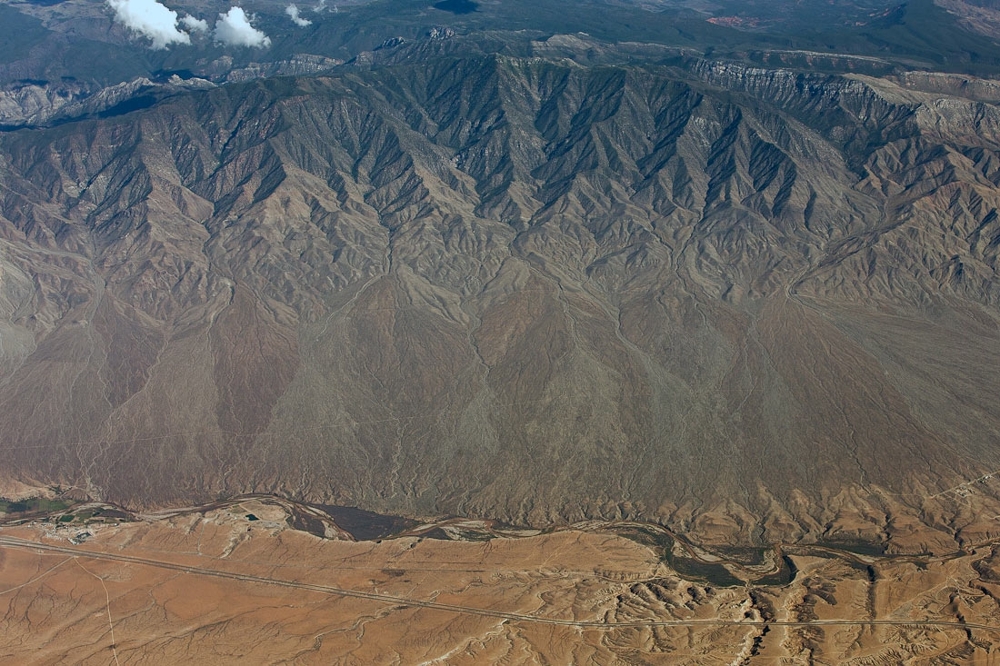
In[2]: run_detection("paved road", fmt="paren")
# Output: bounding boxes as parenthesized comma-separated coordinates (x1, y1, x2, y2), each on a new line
(1, 535, 997, 634)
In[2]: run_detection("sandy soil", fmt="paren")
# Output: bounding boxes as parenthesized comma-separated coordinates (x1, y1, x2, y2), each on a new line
(3, 499, 1000, 664)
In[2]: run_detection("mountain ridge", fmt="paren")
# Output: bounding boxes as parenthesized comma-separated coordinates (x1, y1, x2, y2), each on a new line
(2, 49, 1000, 550)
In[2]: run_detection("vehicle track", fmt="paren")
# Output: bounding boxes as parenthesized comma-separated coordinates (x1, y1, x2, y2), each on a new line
(2, 535, 998, 635)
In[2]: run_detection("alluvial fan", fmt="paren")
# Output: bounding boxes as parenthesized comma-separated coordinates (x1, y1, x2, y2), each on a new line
(3, 43, 1000, 548)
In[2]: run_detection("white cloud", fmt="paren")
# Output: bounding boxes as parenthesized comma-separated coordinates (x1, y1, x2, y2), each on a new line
(107, 0, 191, 49)
(214, 7, 271, 48)
(286, 4, 312, 26)
(180, 15, 208, 33)
(314, 0, 326, 11)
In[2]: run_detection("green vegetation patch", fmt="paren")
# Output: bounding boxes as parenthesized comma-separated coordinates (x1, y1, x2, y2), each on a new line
(816, 538, 887, 557)
(713, 546, 768, 566)
(666, 553, 745, 588)
(618, 526, 744, 588)
(0, 497, 72, 515)
(755, 555, 798, 587)
(452, 529, 494, 541)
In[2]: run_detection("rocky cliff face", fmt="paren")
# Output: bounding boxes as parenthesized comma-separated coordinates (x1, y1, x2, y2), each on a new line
(2, 46, 1000, 548)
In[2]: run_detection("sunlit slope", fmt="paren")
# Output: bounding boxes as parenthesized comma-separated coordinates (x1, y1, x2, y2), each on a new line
(2, 54, 1000, 545)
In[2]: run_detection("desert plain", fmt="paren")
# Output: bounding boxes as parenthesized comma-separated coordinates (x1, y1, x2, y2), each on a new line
(3, 496, 1000, 664)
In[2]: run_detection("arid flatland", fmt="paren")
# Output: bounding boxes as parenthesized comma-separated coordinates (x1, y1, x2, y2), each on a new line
(4, 497, 1000, 664)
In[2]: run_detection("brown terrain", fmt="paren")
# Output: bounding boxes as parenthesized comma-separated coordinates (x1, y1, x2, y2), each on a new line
(3, 19, 1000, 661)
(4, 496, 1000, 664)
(0, 0, 1000, 652)
(3, 41, 1000, 547)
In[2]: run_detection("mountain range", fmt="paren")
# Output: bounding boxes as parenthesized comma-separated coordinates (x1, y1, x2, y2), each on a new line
(2, 30, 1000, 551)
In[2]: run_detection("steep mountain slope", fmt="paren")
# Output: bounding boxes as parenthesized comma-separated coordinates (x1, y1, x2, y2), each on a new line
(2, 47, 1000, 548)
